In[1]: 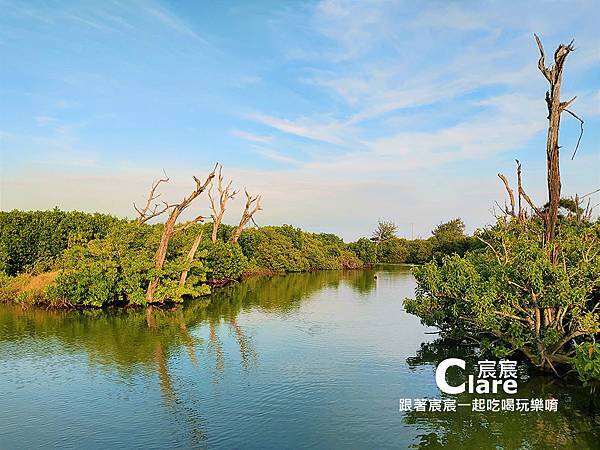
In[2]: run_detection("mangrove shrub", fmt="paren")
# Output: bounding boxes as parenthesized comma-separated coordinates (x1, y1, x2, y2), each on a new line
(404, 217, 600, 382)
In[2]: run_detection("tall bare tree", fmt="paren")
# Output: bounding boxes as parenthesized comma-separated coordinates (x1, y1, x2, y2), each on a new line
(230, 190, 262, 244)
(208, 164, 237, 242)
(534, 34, 576, 247)
(146, 166, 217, 303)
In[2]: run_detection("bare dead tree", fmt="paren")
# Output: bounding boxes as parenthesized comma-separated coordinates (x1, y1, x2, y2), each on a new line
(179, 230, 203, 287)
(498, 160, 529, 223)
(230, 190, 262, 244)
(146, 165, 217, 303)
(134, 172, 170, 225)
(575, 188, 600, 223)
(516, 159, 524, 221)
(497, 173, 516, 217)
(534, 34, 576, 248)
(208, 164, 238, 242)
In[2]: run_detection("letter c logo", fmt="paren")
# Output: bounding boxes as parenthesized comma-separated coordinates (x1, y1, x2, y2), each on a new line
(435, 358, 466, 394)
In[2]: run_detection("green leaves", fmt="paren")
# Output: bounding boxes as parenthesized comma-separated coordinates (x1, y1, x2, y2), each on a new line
(203, 240, 247, 280)
(0, 209, 119, 276)
(239, 226, 355, 273)
(572, 342, 600, 384)
(47, 221, 213, 307)
(405, 217, 600, 381)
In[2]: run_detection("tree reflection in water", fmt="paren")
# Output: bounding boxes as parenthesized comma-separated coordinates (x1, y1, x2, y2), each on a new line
(0, 269, 383, 392)
(1, 266, 597, 448)
(404, 338, 600, 449)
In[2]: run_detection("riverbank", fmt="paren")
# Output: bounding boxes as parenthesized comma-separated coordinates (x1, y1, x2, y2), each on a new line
(0, 209, 474, 309)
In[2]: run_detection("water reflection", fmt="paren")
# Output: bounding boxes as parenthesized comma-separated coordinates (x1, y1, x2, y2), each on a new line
(404, 338, 600, 449)
(2, 265, 596, 449)
(0, 269, 382, 385)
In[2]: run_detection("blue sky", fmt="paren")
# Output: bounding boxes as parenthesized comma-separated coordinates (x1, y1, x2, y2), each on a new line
(1, 0, 598, 240)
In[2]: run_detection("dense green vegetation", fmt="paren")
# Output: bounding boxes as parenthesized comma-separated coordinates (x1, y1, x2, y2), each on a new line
(0, 209, 477, 308)
(349, 218, 481, 265)
(0, 208, 119, 276)
(0, 211, 365, 307)
(405, 216, 600, 382)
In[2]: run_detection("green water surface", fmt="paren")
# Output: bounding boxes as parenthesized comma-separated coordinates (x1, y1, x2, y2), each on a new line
(0, 266, 598, 449)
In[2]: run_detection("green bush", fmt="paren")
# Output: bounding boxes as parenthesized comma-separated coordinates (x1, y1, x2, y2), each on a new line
(406, 239, 434, 264)
(203, 240, 248, 280)
(348, 238, 378, 266)
(338, 251, 363, 270)
(251, 227, 310, 272)
(238, 225, 349, 273)
(0, 208, 119, 276)
(48, 221, 211, 307)
(404, 217, 600, 382)
(377, 237, 408, 263)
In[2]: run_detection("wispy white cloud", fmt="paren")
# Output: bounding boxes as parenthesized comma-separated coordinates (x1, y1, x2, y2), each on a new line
(2, 0, 598, 239)
(35, 116, 57, 126)
(248, 113, 350, 145)
(254, 148, 301, 165)
(143, 6, 205, 42)
(232, 129, 273, 143)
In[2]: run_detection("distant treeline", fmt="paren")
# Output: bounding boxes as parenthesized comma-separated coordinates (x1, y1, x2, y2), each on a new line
(0, 209, 478, 307)
(349, 218, 481, 266)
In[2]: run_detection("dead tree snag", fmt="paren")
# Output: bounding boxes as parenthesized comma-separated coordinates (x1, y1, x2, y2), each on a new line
(534, 33, 576, 247)
(208, 164, 237, 242)
(134, 172, 170, 225)
(146, 165, 217, 303)
(230, 190, 262, 244)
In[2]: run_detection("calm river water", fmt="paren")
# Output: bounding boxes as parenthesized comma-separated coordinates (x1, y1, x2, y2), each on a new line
(0, 266, 598, 449)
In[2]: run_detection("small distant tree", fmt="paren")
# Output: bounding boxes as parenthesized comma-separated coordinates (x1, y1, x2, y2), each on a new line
(371, 220, 398, 245)
(432, 218, 465, 240)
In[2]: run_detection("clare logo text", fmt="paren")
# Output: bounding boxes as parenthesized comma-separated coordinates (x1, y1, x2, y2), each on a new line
(399, 358, 559, 414)
(436, 358, 518, 394)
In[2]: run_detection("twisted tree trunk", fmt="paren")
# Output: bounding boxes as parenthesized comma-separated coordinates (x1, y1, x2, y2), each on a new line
(146, 167, 216, 303)
(534, 34, 576, 251)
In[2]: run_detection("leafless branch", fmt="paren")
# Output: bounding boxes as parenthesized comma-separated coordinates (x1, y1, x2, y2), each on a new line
(208, 164, 237, 242)
(519, 185, 545, 220)
(563, 108, 584, 160)
(497, 173, 516, 216)
(135, 171, 170, 224)
(230, 189, 262, 244)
